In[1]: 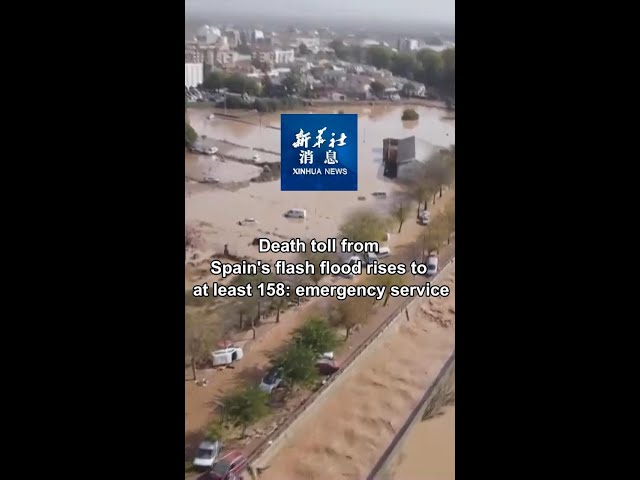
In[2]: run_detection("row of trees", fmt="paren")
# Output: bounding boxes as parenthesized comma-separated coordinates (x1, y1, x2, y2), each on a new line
(329, 41, 455, 96)
(210, 315, 340, 438)
(201, 71, 262, 96)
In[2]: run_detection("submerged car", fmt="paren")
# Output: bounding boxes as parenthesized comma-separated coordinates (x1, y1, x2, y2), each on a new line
(193, 440, 221, 469)
(418, 210, 431, 225)
(426, 255, 438, 276)
(208, 450, 248, 480)
(259, 367, 284, 393)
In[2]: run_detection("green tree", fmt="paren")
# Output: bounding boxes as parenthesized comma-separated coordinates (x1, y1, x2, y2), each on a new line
(225, 73, 261, 95)
(329, 296, 373, 339)
(282, 72, 304, 95)
(202, 71, 226, 90)
(372, 273, 405, 307)
(440, 48, 455, 95)
(292, 315, 339, 355)
(391, 53, 419, 79)
(339, 209, 390, 243)
(261, 74, 274, 97)
(425, 150, 455, 197)
(185, 313, 219, 380)
(366, 46, 394, 69)
(416, 49, 444, 86)
(329, 40, 348, 60)
(393, 202, 409, 233)
(401, 108, 420, 121)
(273, 343, 319, 389)
(205, 421, 226, 443)
(299, 42, 310, 55)
(222, 386, 270, 436)
(185, 121, 198, 146)
(411, 177, 437, 215)
(234, 273, 276, 336)
(369, 80, 386, 98)
(424, 216, 448, 255)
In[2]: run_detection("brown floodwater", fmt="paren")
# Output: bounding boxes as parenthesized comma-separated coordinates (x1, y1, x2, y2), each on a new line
(390, 406, 455, 480)
(185, 105, 455, 260)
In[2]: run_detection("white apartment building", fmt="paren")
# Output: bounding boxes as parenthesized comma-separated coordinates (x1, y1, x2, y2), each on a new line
(185, 63, 204, 88)
(398, 38, 420, 52)
(255, 48, 295, 65)
(215, 49, 239, 66)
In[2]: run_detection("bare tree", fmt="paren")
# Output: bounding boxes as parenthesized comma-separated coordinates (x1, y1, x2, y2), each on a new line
(185, 313, 220, 380)
(329, 296, 374, 339)
(393, 202, 409, 233)
(339, 209, 391, 243)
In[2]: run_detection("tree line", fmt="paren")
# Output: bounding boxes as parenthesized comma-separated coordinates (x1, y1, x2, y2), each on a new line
(329, 41, 455, 97)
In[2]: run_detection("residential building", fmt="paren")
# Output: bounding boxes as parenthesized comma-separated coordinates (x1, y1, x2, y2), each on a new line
(185, 63, 204, 88)
(251, 30, 265, 43)
(398, 38, 420, 52)
(255, 48, 295, 65)
(215, 49, 239, 66)
(196, 25, 221, 44)
(224, 29, 240, 48)
(296, 37, 320, 49)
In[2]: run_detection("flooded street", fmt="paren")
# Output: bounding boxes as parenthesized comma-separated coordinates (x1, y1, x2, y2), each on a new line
(185, 105, 455, 260)
(390, 406, 455, 480)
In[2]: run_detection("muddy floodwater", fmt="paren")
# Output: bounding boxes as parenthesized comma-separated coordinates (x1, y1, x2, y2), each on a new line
(390, 406, 455, 480)
(185, 105, 455, 261)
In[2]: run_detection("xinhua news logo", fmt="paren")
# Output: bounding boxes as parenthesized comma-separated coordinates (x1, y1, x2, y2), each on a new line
(281, 114, 358, 191)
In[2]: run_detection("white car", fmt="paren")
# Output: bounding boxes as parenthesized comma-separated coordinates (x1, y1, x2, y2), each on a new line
(193, 440, 221, 468)
(426, 255, 438, 276)
(211, 347, 243, 367)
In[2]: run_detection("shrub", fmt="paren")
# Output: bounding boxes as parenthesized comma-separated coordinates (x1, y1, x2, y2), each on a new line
(401, 108, 420, 121)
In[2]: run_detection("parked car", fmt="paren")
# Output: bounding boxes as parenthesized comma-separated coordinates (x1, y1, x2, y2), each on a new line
(259, 366, 284, 393)
(316, 357, 340, 375)
(426, 255, 438, 276)
(193, 440, 222, 469)
(211, 347, 243, 367)
(377, 246, 391, 258)
(208, 450, 249, 480)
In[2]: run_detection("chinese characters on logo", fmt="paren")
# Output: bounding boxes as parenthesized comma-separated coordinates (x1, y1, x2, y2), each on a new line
(292, 127, 347, 165)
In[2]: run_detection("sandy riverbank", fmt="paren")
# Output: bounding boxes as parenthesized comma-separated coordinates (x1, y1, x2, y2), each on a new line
(258, 263, 455, 480)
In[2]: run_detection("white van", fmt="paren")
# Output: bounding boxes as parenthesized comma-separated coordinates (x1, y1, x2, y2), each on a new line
(284, 208, 307, 219)
(377, 246, 391, 258)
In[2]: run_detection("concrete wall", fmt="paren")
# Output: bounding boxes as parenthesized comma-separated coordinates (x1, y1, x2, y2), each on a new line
(185, 63, 204, 88)
(250, 259, 455, 470)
